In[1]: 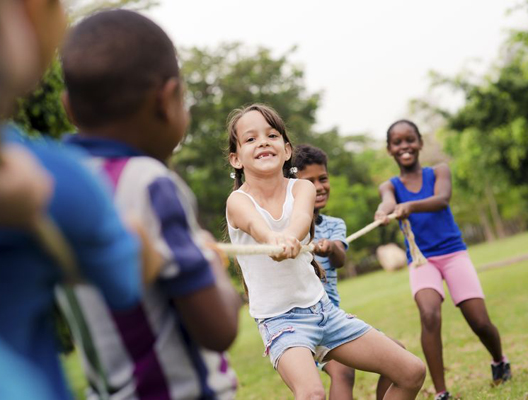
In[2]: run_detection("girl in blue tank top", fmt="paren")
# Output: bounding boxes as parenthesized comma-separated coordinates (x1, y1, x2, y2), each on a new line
(375, 120, 511, 400)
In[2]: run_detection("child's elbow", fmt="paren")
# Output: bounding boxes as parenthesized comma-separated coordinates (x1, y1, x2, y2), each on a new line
(438, 196, 450, 209)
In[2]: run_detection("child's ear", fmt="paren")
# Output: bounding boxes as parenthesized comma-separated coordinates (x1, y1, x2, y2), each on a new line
(229, 152, 242, 170)
(61, 90, 77, 126)
(158, 77, 181, 121)
(285, 142, 292, 161)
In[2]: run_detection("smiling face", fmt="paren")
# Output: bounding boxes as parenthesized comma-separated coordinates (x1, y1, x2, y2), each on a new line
(229, 110, 291, 177)
(387, 122, 423, 168)
(296, 163, 330, 211)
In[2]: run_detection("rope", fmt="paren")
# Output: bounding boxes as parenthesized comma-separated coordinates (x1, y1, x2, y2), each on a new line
(400, 219, 428, 267)
(217, 213, 428, 267)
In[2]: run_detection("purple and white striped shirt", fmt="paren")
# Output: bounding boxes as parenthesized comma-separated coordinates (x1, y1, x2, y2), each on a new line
(63, 137, 237, 400)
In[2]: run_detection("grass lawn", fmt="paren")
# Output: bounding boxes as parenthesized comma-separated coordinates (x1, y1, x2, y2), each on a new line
(64, 232, 528, 399)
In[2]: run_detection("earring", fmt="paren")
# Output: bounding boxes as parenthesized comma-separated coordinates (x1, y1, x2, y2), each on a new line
(289, 167, 298, 175)
(230, 172, 236, 179)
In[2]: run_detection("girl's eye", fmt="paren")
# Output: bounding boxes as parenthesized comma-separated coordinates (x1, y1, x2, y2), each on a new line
(245, 137, 255, 143)
(269, 133, 279, 138)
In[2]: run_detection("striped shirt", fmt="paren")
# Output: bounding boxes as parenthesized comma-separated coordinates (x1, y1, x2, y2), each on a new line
(63, 136, 237, 400)
(314, 214, 348, 307)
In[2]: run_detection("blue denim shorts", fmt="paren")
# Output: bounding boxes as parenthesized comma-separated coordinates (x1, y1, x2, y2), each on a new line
(256, 294, 371, 369)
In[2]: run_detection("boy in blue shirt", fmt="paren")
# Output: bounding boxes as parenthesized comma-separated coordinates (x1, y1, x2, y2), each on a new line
(294, 144, 394, 400)
(0, 1, 144, 399)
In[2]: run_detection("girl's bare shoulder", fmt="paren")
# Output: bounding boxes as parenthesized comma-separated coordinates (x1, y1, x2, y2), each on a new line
(432, 163, 451, 177)
(292, 177, 315, 195)
(378, 179, 395, 192)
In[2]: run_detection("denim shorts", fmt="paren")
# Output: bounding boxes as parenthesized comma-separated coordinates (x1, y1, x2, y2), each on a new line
(256, 294, 371, 369)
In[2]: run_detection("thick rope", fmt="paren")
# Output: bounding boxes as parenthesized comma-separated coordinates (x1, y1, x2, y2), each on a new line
(218, 213, 428, 267)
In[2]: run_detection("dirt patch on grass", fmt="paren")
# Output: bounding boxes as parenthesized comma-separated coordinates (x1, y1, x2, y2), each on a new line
(479, 253, 528, 271)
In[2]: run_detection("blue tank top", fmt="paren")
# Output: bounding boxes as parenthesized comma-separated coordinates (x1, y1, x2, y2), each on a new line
(390, 167, 466, 263)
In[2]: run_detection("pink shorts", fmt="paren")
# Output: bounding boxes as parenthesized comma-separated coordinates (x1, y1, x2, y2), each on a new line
(409, 250, 484, 306)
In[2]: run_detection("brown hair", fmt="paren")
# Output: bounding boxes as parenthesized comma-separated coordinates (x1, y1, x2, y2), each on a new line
(226, 103, 325, 281)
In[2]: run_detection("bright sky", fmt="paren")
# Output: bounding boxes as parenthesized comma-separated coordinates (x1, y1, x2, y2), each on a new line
(145, 0, 526, 139)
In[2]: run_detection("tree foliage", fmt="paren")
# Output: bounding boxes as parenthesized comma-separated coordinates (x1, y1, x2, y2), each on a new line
(174, 44, 321, 234)
(14, 58, 74, 138)
(12, 4, 528, 273)
(410, 8, 528, 238)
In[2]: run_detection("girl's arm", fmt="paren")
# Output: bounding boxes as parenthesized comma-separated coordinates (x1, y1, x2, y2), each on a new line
(394, 164, 451, 219)
(226, 180, 315, 260)
(286, 179, 316, 241)
(226, 192, 274, 243)
(374, 180, 397, 225)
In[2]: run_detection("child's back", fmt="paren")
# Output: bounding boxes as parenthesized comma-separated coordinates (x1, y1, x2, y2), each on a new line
(61, 10, 239, 399)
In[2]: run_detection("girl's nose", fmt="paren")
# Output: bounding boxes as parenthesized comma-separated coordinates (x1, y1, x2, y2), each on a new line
(258, 137, 269, 147)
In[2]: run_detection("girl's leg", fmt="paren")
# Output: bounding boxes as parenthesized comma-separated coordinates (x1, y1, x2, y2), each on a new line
(326, 329, 426, 400)
(415, 289, 446, 394)
(458, 298, 502, 361)
(323, 361, 355, 400)
(277, 347, 326, 400)
(376, 337, 406, 400)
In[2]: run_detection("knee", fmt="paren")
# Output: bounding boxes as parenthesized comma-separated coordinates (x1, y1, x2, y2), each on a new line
(295, 385, 326, 400)
(332, 367, 355, 386)
(398, 356, 426, 392)
(420, 309, 441, 331)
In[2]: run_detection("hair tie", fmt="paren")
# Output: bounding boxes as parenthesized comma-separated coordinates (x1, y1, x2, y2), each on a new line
(289, 167, 298, 175)
(230, 172, 236, 179)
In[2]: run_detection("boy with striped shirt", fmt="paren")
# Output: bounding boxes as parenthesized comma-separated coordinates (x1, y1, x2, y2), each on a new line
(61, 10, 240, 399)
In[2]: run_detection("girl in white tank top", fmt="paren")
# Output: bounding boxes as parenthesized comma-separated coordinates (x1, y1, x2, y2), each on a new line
(225, 104, 426, 399)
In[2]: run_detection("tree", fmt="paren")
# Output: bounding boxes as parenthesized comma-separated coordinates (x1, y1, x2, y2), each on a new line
(174, 44, 321, 235)
(409, 12, 528, 238)
(14, 58, 73, 138)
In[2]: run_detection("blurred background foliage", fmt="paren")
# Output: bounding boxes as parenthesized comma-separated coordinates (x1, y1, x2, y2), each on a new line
(13, 1, 528, 277)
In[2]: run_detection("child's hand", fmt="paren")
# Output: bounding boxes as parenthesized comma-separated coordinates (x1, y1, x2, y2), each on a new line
(267, 232, 301, 261)
(374, 210, 391, 225)
(313, 239, 334, 257)
(394, 203, 413, 220)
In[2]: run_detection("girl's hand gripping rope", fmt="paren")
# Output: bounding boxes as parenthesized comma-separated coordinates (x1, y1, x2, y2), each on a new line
(266, 232, 302, 261)
(371, 212, 427, 267)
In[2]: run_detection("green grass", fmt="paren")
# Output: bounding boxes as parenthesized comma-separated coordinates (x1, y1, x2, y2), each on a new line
(229, 232, 528, 399)
(64, 232, 528, 399)
(468, 231, 528, 268)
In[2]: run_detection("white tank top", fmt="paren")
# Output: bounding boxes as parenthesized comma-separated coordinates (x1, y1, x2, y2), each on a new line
(227, 179, 325, 319)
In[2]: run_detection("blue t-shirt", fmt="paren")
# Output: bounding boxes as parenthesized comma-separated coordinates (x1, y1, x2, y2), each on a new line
(314, 214, 348, 307)
(390, 166, 466, 263)
(0, 125, 141, 399)
(0, 339, 58, 400)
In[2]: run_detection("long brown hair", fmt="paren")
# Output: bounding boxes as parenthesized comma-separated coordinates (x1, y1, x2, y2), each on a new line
(226, 103, 325, 281)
